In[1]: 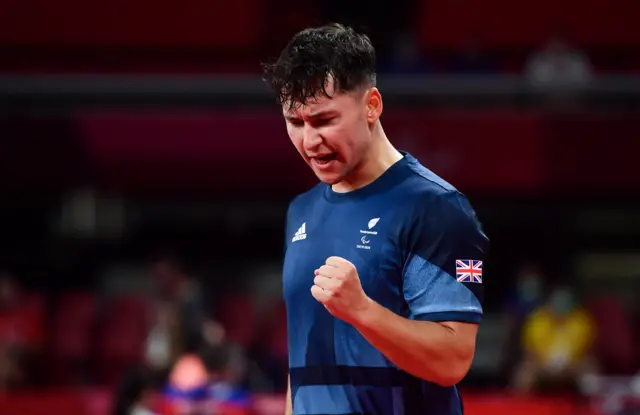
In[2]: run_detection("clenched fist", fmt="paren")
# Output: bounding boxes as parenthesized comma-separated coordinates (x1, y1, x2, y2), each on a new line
(311, 256, 372, 325)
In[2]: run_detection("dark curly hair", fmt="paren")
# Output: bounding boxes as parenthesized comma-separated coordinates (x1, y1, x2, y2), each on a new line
(261, 23, 377, 110)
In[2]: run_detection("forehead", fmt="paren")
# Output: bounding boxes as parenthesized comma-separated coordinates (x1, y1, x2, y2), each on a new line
(283, 89, 360, 118)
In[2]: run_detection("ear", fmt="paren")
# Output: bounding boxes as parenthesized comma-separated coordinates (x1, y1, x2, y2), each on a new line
(365, 88, 383, 123)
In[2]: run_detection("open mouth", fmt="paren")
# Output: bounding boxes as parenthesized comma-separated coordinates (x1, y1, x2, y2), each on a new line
(313, 153, 338, 165)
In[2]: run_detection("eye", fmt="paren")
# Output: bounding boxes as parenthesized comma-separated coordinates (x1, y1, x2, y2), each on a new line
(314, 117, 335, 127)
(288, 119, 304, 127)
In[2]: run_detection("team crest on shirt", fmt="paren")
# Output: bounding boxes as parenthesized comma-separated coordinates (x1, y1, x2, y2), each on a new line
(456, 260, 483, 283)
(357, 217, 380, 250)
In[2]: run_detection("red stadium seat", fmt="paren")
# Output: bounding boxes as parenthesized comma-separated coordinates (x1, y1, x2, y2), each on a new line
(0, 0, 262, 48)
(586, 295, 638, 374)
(96, 295, 151, 385)
(416, 0, 640, 49)
(0, 0, 266, 73)
(217, 293, 256, 348)
(49, 292, 98, 383)
(264, 302, 287, 360)
(108, 295, 151, 323)
(51, 292, 98, 358)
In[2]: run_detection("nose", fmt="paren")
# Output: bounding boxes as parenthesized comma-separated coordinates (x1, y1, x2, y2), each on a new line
(302, 124, 322, 151)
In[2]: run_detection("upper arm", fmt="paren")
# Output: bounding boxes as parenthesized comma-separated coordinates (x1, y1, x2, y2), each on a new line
(440, 320, 479, 337)
(402, 191, 489, 324)
(439, 321, 479, 355)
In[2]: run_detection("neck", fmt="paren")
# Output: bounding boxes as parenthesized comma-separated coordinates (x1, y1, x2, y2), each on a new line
(332, 123, 403, 193)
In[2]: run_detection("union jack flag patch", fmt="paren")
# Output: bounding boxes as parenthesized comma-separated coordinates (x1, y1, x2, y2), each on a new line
(456, 260, 483, 283)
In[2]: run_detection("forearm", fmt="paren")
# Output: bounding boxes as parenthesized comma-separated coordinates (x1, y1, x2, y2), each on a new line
(351, 299, 476, 386)
(285, 374, 292, 415)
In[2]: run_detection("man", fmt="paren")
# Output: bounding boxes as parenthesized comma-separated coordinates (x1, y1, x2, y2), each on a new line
(262, 23, 489, 415)
(512, 285, 596, 394)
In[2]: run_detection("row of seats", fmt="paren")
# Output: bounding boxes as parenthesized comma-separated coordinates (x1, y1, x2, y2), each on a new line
(417, 0, 639, 48)
(0, 0, 264, 48)
(1, 0, 637, 50)
(48, 292, 150, 385)
(28, 291, 286, 386)
(7, 288, 639, 387)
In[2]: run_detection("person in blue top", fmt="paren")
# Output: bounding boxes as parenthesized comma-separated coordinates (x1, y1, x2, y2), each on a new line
(261, 23, 489, 415)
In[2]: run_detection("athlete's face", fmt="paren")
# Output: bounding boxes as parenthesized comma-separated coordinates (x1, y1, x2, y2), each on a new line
(283, 80, 381, 186)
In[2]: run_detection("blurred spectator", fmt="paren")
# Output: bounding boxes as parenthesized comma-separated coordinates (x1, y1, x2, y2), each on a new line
(145, 303, 178, 376)
(512, 285, 597, 394)
(112, 366, 156, 415)
(505, 262, 545, 322)
(145, 255, 210, 376)
(160, 342, 252, 415)
(112, 254, 227, 413)
(525, 32, 592, 91)
(0, 272, 44, 390)
(202, 342, 252, 409)
(162, 353, 211, 414)
(502, 263, 545, 375)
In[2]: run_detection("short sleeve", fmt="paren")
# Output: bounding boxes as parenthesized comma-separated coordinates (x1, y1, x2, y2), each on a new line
(283, 201, 294, 255)
(402, 191, 489, 324)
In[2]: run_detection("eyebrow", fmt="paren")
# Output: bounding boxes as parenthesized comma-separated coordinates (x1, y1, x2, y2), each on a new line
(284, 110, 337, 121)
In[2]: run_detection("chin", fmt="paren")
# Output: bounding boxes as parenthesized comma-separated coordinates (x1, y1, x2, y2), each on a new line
(314, 171, 344, 185)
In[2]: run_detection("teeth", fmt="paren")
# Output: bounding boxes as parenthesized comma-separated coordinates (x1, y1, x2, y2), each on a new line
(312, 153, 335, 163)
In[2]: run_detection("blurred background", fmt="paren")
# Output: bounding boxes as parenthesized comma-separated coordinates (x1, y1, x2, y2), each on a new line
(1, 0, 640, 414)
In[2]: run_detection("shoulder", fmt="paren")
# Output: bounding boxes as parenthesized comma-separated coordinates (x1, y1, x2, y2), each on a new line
(398, 159, 482, 233)
(393, 158, 489, 260)
(286, 183, 325, 217)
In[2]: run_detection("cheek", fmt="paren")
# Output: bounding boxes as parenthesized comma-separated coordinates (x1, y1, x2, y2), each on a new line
(287, 130, 307, 157)
(325, 123, 354, 149)
(331, 124, 365, 157)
